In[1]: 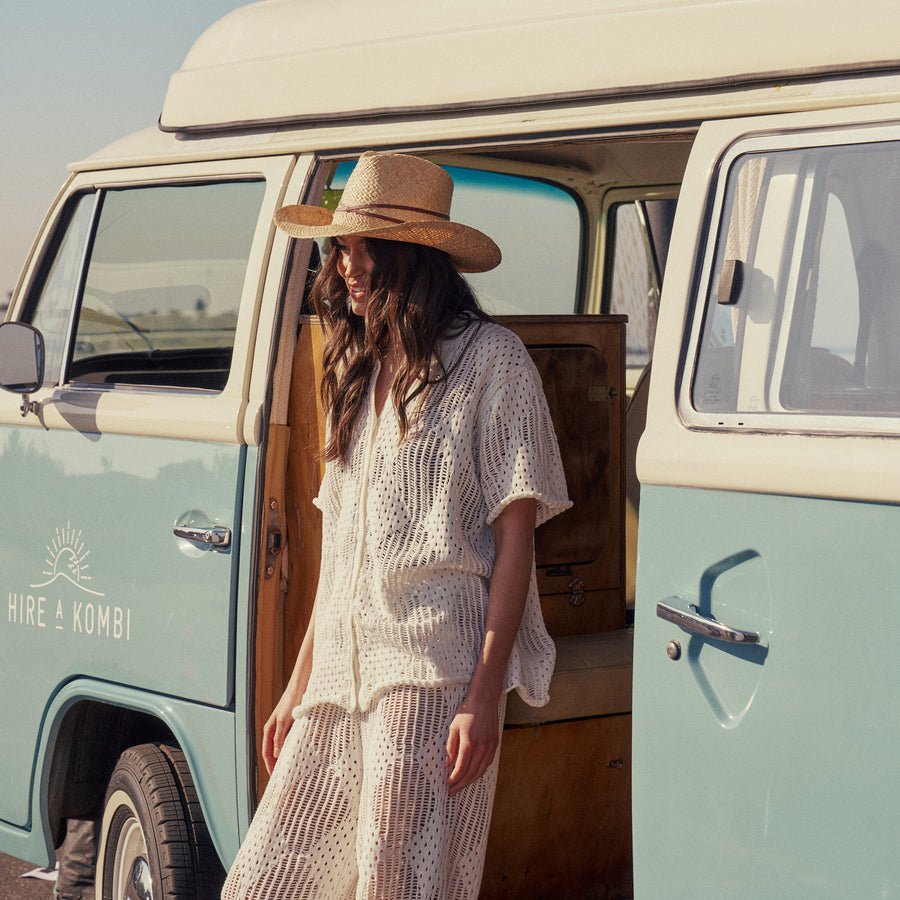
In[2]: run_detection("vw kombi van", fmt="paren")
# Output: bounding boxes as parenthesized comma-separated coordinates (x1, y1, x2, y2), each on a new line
(3, 1, 900, 897)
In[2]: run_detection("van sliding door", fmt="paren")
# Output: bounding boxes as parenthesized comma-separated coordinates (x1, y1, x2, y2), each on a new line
(633, 106, 900, 898)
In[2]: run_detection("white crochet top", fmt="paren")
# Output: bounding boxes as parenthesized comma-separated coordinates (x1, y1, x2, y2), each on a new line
(301, 320, 571, 714)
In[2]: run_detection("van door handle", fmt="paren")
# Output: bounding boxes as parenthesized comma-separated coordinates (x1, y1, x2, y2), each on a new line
(173, 524, 232, 549)
(656, 598, 758, 644)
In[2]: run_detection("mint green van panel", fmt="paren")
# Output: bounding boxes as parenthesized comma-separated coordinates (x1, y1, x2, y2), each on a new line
(0, 680, 241, 868)
(0, 425, 244, 828)
(231, 447, 261, 840)
(633, 483, 900, 897)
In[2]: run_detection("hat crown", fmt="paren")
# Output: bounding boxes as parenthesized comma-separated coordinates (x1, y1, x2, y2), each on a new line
(337, 151, 454, 223)
(272, 150, 500, 272)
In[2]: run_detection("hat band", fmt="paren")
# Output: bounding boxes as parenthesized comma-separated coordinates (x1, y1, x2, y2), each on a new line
(335, 202, 451, 226)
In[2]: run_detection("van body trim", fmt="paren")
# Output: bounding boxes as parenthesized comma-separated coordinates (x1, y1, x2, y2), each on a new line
(159, 60, 900, 136)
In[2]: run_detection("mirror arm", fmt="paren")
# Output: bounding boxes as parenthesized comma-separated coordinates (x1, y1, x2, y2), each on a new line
(20, 394, 40, 418)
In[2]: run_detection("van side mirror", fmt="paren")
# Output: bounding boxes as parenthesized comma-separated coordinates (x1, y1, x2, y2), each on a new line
(0, 322, 45, 417)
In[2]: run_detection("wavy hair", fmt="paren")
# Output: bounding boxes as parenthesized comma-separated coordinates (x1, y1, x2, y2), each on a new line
(310, 237, 490, 463)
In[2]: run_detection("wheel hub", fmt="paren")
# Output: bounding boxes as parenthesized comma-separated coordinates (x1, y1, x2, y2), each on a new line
(130, 856, 153, 900)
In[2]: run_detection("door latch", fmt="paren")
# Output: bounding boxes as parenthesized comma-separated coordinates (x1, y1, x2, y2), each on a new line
(568, 577, 585, 607)
(657, 598, 759, 644)
(172, 524, 231, 549)
(264, 497, 283, 580)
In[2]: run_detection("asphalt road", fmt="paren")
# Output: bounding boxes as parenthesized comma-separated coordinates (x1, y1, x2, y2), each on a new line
(0, 852, 55, 900)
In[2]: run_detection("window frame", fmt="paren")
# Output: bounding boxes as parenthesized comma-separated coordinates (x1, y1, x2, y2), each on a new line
(5, 155, 298, 443)
(598, 185, 679, 388)
(679, 123, 900, 437)
(24, 176, 268, 395)
(309, 156, 590, 317)
(599, 186, 680, 311)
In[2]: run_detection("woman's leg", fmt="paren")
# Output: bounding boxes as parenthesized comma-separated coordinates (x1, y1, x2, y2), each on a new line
(221, 703, 363, 900)
(355, 685, 504, 900)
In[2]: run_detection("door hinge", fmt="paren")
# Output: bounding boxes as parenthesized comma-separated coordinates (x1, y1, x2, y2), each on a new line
(264, 497, 284, 580)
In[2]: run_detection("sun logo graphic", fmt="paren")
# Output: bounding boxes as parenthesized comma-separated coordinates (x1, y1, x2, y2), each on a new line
(30, 523, 105, 597)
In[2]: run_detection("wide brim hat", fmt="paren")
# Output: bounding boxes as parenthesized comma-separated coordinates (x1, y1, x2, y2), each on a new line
(274, 151, 501, 273)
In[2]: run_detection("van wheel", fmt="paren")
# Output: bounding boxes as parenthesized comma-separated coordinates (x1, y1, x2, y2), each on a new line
(97, 742, 224, 900)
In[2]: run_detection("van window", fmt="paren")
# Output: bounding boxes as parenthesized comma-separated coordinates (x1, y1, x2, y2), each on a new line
(320, 162, 583, 315)
(605, 196, 677, 376)
(27, 193, 96, 385)
(808, 193, 859, 363)
(692, 141, 900, 426)
(25, 180, 265, 391)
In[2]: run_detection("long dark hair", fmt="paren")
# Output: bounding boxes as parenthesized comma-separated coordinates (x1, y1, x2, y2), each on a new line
(311, 237, 489, 463)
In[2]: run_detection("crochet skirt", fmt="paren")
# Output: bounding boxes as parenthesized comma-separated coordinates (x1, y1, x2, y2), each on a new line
(221, 683, 504, 900)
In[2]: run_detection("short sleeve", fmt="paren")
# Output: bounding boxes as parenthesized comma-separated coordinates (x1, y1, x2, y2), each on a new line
(478, 358, 572, 527)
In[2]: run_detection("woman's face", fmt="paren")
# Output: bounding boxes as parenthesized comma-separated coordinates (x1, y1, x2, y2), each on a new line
(335, 235, 375, 317)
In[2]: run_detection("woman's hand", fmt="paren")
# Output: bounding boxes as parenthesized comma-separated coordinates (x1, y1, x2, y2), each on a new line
(445, 688, 501, 796)
(444, 497, 537, 796)
(262, 686, 304, 775)
(262, 601, 317, 775)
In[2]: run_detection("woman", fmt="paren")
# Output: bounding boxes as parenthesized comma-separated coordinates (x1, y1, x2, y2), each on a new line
(222, 151, 570, 899)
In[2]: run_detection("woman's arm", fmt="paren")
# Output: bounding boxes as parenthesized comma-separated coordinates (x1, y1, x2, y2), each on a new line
(261, 599, 317, 775)
(445, 497, 537, 796)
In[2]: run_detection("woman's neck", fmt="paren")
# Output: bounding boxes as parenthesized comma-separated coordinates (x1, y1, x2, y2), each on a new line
(374, 344, 402, 417)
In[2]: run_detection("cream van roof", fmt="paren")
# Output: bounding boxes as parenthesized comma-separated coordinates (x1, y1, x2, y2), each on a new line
(160, 0, 900, 134)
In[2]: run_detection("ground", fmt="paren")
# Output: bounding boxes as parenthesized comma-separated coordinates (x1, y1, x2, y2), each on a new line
(0, 851, 55, 899)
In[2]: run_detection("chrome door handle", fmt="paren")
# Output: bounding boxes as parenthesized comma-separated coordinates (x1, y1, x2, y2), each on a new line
(657, 598, 759, 644)
(173, 524, 232, 549)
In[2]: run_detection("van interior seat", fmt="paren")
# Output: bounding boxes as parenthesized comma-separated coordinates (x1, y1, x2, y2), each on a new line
(505, 628, 633, 725)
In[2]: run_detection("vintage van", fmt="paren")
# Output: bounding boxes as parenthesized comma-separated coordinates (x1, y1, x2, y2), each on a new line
(4, 1, 900, 897)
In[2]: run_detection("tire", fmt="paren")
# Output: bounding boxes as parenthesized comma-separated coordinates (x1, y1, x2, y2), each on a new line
(96, 742, 224, 900)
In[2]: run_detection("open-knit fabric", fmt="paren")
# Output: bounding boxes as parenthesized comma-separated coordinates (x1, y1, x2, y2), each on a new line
(223, 319, 569, 899)
(221, 684, 505, 900)
(302, 319, 571, 716)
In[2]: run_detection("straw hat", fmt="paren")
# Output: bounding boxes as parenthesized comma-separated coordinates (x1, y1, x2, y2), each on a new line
(274, 151, 501, 273)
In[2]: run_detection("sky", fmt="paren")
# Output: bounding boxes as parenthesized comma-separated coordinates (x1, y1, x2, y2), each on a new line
(0, 1, 251, 304)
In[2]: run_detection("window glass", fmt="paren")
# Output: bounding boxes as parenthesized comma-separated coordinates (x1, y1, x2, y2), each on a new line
(25, 193, 95, 384)
(607, 198, 677, 374)
(57, 180, 265, 390)
(320, 162, 583, 315)
(809, 194, 859, 361)
(693, 141, 900, 422)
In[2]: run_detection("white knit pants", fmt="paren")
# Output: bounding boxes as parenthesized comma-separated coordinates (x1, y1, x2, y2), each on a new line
(221, 684, 504, 900)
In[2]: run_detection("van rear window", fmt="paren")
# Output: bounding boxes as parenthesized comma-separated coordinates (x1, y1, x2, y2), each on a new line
(319, 162, 584, 316)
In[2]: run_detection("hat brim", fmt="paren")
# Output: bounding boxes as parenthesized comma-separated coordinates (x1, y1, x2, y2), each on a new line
(274, 203, 501, 273)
